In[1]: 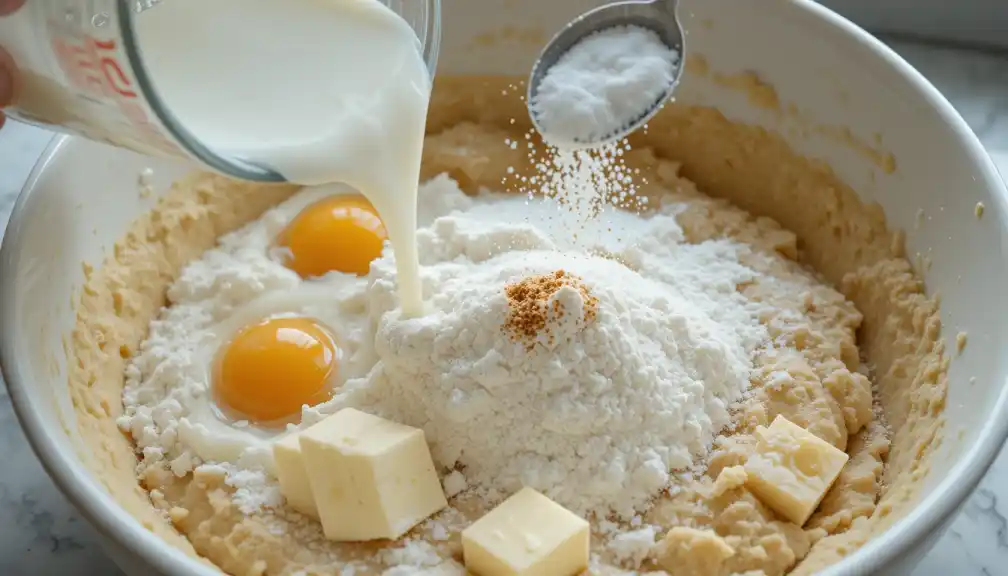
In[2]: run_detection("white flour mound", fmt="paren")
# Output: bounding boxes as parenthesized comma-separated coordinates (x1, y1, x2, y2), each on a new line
(123, 172, 768, 522)
(311, 176, 768, 518)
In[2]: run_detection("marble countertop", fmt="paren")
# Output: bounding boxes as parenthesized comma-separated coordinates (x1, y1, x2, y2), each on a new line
(2, 38, 1008, 575)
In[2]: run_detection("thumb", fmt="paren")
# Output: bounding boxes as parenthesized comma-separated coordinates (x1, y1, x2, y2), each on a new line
(0, 47, 14, 109)
(0, 0, 25, 17)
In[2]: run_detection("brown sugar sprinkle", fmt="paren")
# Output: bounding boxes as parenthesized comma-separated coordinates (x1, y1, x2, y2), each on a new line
(503, 270, 599, 349)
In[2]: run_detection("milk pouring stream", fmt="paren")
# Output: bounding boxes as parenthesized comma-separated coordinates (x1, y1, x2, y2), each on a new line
(137, 0, 431, 316)
(0, 0, 434, 316)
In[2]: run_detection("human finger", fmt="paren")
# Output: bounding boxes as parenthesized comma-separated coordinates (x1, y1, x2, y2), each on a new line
(0, 0, 26, 17)
(0, 44, 15, 129)
(0, 46, 13, 109)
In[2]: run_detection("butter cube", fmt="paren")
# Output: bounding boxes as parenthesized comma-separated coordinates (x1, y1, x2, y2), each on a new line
(273, 433, 318, 518)
(462, 487, 589, 576)
(298, 408, 448, 541)
(743, 414, 849, 525)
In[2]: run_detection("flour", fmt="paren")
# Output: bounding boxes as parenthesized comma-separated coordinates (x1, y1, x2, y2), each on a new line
(118, 184, 376, 477)
(122, 171, 766, 534)
(531, 25, 680, 146)
(441, 470, 468, 498)
(310, 179, 767, 518)
(378, 540, 442, 571)
(224, 465, 284, 514)
(606, 525, 659, 568)
(502, 131, 649, 255)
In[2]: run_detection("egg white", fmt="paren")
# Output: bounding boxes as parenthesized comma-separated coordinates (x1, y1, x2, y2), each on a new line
(121, 183, 382, 474)
(181, 284, 373, 472)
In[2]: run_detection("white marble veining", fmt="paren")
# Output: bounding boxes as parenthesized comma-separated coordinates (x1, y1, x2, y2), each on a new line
(1, 39, 1008, 575)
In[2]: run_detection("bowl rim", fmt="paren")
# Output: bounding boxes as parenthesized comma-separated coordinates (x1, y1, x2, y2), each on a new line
(0, 134, 221, 576)
(3, 1, 1008, 575)
(793, 3, 1008, 571)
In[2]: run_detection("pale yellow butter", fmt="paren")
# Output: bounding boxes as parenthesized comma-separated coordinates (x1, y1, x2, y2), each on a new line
(462, 487, 589, 576)
(743, 414, 849, 526)
(273, 433, 318, 519)
(298, 408, 448, 542)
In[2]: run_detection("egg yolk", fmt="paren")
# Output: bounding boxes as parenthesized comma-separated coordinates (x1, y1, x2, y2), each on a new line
(278, 195, 387, 278)
(214, 317, 337, 424)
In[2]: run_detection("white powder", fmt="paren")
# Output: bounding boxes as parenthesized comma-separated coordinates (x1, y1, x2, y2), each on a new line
(378, 540, 443, 572)
(123, 172, 766, 536)
(441, 470, 468, 498)
(389, 562, 466, 576)
(428, 521, 449, 541)
(118, 184, 376, 477)
(224, 465, 285, 514)
(502, 129, 649, 255)
(531, 25, 680, 146)
(312, 179, 767, 519)
(535, 142, 646, 241)
(606, 525, 659, 568)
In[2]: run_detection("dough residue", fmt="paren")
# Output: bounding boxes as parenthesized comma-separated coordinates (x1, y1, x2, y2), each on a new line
(66, 76, 947, 576)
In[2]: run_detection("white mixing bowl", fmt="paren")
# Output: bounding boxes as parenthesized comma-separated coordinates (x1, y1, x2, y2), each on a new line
(2, 1, 1007, 575)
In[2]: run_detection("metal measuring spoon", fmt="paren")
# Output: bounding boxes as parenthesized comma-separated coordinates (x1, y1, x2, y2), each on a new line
(527, 0, 685, 147)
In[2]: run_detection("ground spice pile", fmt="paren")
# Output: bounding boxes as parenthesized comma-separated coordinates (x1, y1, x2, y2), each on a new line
(503, 269, 599, 349)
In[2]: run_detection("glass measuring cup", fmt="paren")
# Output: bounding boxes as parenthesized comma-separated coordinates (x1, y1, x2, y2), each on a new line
(0, 0, 441, 182)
